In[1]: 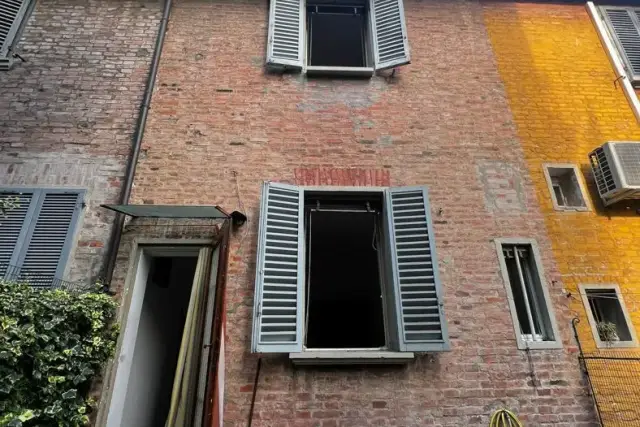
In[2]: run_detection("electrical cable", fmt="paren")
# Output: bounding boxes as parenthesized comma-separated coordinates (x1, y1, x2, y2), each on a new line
(247, 357, 262, 427)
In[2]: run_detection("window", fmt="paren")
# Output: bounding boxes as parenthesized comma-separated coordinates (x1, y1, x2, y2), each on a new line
(496, 239, 562, 350)
(251, 183, 449, 360)
(0, 188, 84, 287)
(599, 5, 640, 86)
(266, 0, 410, 76)
(543, 164, 589, 211)
(580, 284, 638, 348)
(0, 0, 35, 71)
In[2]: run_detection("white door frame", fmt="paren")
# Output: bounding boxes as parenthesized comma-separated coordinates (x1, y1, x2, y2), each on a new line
(98, 238, 215, 427)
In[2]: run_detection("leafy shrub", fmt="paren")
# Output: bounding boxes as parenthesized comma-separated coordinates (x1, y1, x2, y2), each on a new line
(0, 281, 118, 426)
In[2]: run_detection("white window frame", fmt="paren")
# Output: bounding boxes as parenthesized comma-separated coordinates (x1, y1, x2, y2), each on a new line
(579, 283, 639, 349)
(586, 2, 640, 123)
(542, 163, 590, 212)
(303, 2, 375, 77)
(495, 238, 562, 350)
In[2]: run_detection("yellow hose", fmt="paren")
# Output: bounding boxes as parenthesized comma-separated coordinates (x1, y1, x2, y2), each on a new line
(489, 409, 524, 427)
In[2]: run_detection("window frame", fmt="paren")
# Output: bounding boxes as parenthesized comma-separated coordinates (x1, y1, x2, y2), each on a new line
(252, 183, 449, 361)
(303, 1, 375, 77)
(579, 283, 639, 349)
(0, 186, 85, 283)
(495, 238, 562, 350)
(542, 163, 590, 212)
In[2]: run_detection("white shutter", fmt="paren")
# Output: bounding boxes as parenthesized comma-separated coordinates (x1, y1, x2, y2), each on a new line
(266, 0, 304, 70)
(602, 6, 640, 83)
(17, 190, 83, 287)
(385, 186, 449, 352)
(252, 182, 305, 353)
(0, 0, 31, 60)
(369, 0, 410, 71)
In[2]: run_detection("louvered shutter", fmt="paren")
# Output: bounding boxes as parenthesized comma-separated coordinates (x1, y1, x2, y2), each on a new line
(266, 0, 304, 70)
(0, 191, 36, 278)
(16, 190, 82, 288)
(602, 6, 640, 83)
(252, 182, 304, 353)
(0, 0, 30, 59)
(369, 0, 410, 71)
(385, 186, 449, 352)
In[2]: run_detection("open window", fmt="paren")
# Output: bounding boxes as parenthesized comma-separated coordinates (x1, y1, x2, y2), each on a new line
(580, 284, 638, 348)
(266, 0, 410, 76)
(543, 164, 589, 211)
(599, 5, 640, 86)
(496, 239, 562, 350)
(251, 183, 449, 362)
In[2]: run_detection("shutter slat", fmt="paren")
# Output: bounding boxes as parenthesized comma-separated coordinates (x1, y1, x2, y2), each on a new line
(266, 0, 303, 70)
(603, 7, 640, 82)
(370, 0, 410, 70)
(18, 192, 81, 287)
(252, 182, 304, 353)
(386, 186, 449, 352)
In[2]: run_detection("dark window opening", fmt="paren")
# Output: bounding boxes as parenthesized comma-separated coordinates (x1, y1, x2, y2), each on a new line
(586, 289, 633, 342)
(502, 245, 554, 341)
(307, 5, 367, 67)
(304, 197, 385, 349)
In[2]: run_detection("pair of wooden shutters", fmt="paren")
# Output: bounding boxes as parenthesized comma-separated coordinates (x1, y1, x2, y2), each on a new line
(0, 0, 32, 70)
(266, 0, 410, 71)
(251, 182, 450, 354)
(0, 189, 83, 287)
(601, 6, 640, 84)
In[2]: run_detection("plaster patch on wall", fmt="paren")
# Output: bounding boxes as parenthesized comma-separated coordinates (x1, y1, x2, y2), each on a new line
(295, 77, 387, 112)
(476, 160, 527, 213)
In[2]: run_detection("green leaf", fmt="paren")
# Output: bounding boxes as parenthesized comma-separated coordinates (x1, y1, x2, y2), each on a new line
(61, 389, 77, 400)
(17, 410, 35, 422)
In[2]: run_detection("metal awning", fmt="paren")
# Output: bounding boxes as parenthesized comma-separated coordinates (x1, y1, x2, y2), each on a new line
(101, 204, 230, 219)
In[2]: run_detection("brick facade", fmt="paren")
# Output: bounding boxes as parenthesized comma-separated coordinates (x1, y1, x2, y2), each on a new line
(0, 0, 162, 282)
(125, 0, 598, 424)
(483, 3, 640, 424)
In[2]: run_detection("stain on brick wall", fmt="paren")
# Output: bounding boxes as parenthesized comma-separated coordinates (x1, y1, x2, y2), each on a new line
(127, 0, 596, 424)
(0, 0, 162, 282)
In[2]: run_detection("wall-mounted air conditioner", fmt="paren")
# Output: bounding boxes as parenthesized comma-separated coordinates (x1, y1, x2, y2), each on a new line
(589, 142, 640, 206)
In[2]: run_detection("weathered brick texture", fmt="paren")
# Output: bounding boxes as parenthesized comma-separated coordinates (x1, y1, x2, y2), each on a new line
(0, 0, 162, 282)
(128, 0, 597, 425)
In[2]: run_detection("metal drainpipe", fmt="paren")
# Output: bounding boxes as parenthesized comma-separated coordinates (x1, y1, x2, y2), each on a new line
(102, 0, 173, 286)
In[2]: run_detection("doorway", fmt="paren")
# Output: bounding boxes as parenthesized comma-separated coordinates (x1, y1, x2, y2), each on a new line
(104, 243, 217, 427)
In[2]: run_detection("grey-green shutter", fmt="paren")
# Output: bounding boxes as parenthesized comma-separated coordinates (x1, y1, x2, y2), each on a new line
(0, 191, 36, 277)
(266, 0, 304, 71)
(602, 6, 640, 83)
(252, 182, 304, 353)
(369, 0, 410, 71)
(16, 190, 83, 287)
(385, 186, 449, 352)
(0, 0, 31, 70)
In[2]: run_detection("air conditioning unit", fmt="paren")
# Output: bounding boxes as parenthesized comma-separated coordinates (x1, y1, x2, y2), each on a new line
(589, 142, 640, 206)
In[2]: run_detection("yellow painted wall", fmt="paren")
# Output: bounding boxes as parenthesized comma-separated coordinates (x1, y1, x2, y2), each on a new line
(483, 2, 640, 424)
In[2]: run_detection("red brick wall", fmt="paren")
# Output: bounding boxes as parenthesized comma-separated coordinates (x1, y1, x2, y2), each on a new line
(132, 0, 597, 424)
(0, 0, 162, 282)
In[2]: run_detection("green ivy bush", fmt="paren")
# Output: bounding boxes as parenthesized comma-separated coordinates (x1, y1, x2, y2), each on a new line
(0, 281, 118, 426)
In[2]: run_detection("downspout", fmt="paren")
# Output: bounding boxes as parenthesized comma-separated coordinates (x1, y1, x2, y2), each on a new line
(102, 0, 173, 286)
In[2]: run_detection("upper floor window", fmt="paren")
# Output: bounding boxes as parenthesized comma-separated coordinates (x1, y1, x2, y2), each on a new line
(599, 5, 640, 86)
(0, 0, 35, 71)
(543, 164, 589, 211)
(496, 239, 562, 350)
(0, 188, 84, 287)
(251, 182, 449, 362)
(580, 284, 638, 348)
(266, 0, 410, 77)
